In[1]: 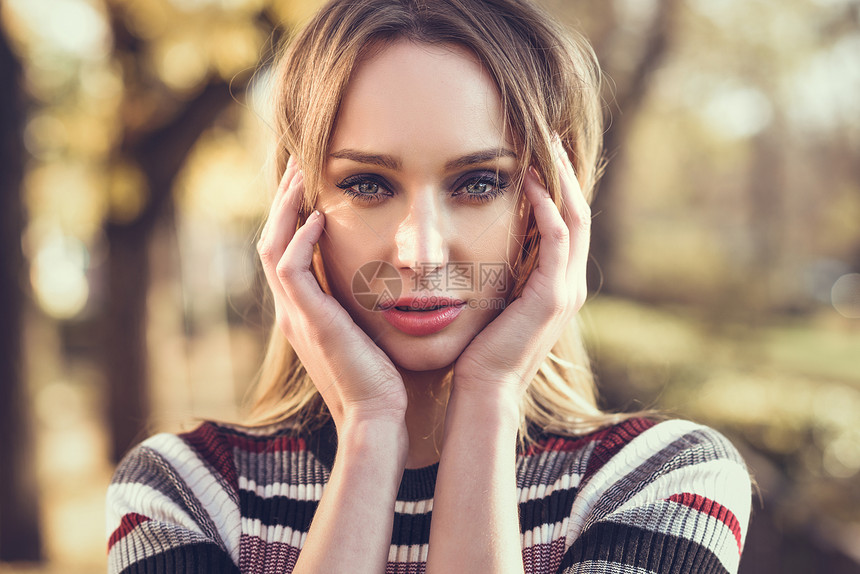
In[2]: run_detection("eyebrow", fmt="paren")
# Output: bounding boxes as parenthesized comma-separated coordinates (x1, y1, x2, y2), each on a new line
(328, 148, 517, 171)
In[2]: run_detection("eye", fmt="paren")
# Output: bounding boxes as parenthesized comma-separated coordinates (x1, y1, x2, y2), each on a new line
(466, 181, 492, 194)
(335, 175, 392, 203)
(452, 171, 511, 203)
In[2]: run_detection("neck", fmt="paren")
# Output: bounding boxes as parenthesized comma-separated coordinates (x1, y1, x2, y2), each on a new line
(398, 366, 452, 468)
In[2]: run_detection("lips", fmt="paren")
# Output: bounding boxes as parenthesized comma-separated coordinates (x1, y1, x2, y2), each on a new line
(380, 296, 465, 336)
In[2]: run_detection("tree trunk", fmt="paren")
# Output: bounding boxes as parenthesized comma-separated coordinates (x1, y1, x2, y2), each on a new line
(105, 81, 239, 462)
(589, 0, 681, 294)
(0, 10, 42, 561)
(105, 217, 154, 462)
(102, 0, 278, 461)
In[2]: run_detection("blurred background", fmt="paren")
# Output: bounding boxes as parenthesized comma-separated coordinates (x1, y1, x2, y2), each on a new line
(0, 0, 858, 572)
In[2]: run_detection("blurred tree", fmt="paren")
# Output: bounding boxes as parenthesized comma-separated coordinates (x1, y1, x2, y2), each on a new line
(104, 1, 251, 462)
(548, 0, 683, 293)
(594, 0, 681, 291)
(102, 0, 282, 461)
(0, 1, 42, 561)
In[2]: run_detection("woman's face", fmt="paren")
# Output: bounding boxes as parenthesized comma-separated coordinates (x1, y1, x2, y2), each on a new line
(315, 40, 527, 371)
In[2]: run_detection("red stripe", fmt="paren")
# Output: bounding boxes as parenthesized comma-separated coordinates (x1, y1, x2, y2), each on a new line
(184, 423, 309, 455)
(181, 423, 241, 491)
(668, 492, 743, 552)
(524, 434, 598, 456)
(221, 432, 309, 454)
(524, 418, 656, 457)
(583, 418, 657, 478)
(180, 423, 308, 489)
(108, 512, 151, 551)
(385, 561, 427, 574)
(238, 533, 300, 572)
(520, 536, 567, 572)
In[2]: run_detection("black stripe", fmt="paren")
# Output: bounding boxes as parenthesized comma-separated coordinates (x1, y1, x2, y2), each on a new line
(518, 487, 579, 534)
(559, 521, 729, 574)
(119, 542, 239, 574)
(391, 510, 433, 546)
(239, 489, 435, 547)
(397, 464, 438, 501)
(240, 486, 583, 546)
(240, 489, 318, 531)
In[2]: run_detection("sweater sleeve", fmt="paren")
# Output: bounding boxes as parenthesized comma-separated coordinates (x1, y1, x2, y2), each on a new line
(106, 432, 242, 574)
(558, 420, 752, 574)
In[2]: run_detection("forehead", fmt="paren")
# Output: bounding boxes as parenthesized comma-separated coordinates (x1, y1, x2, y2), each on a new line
(330, 40, 509, 155)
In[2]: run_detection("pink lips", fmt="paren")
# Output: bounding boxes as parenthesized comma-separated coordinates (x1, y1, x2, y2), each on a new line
(380, 297, 466, 336)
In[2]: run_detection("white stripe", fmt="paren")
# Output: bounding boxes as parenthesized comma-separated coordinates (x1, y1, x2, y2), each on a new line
(388, 542, 429, 563)
(517, 470, 582, 503)
(565, 560, 658, 574)
(107, 513, 212, 571)
(240, 517, 308, 547)
(237, 478, 437, 517)
(616, 458, 751, 532)
(239, 476, 325, 502)
(140, 433, 243, 562)
(565, 420, 709, 543)
(394, 498, 433, 514)
(521, 519, 567, 547)
(106, 482, 203, 537)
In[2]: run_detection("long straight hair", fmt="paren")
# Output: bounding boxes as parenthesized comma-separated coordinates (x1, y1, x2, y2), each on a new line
(246, 0, 630, 443)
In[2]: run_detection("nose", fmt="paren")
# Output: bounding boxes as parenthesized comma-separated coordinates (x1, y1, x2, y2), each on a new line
(393, 191, 447, 280)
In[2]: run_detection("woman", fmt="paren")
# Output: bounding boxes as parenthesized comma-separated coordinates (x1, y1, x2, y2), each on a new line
(106, 1, 752, 572)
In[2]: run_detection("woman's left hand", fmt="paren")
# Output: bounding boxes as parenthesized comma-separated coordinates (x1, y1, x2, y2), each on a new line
(452, 137, 591, 402)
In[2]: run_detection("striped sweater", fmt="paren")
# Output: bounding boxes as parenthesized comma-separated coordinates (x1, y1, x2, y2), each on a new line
(106, 417, 752, 573)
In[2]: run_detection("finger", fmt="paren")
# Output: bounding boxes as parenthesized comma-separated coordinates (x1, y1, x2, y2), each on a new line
(276, 210, 329, 307)
(258, 160, 305, 296)
(522, 166, 568, 289)
(260, 155, 302, 243)
(553, 138, 591, 290)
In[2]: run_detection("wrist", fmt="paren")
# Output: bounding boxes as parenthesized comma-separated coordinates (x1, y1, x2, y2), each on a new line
(450, 373, 524, 413)
(337, 416, 410, 468)
(443, 384, 521, 439)
(330, 393, 408, 433)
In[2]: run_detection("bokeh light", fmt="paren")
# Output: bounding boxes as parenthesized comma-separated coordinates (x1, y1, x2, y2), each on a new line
(832, 273, 860, 318)
(30, 233, 90, 320)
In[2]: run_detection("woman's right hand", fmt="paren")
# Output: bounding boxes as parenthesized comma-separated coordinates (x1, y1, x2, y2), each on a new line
(256, 156, 408, 429)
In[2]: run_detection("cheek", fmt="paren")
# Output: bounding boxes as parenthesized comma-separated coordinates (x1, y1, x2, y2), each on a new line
(450, 202, 525, 301)
(317, 209, 365, 299)
(318, 192, 394, 246)
(454, 197, 525, 265)
(317, 202, 395, 305)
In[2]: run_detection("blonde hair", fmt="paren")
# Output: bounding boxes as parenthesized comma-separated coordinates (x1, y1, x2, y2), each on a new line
(247, 0, 630, 442)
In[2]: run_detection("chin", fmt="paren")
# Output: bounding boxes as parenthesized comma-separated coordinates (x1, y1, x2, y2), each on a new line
(376, 333, 465, 372)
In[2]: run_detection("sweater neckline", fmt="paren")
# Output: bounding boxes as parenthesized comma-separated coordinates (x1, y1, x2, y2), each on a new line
(398, 463, 439, 501)
(306, 418, 439, 501)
